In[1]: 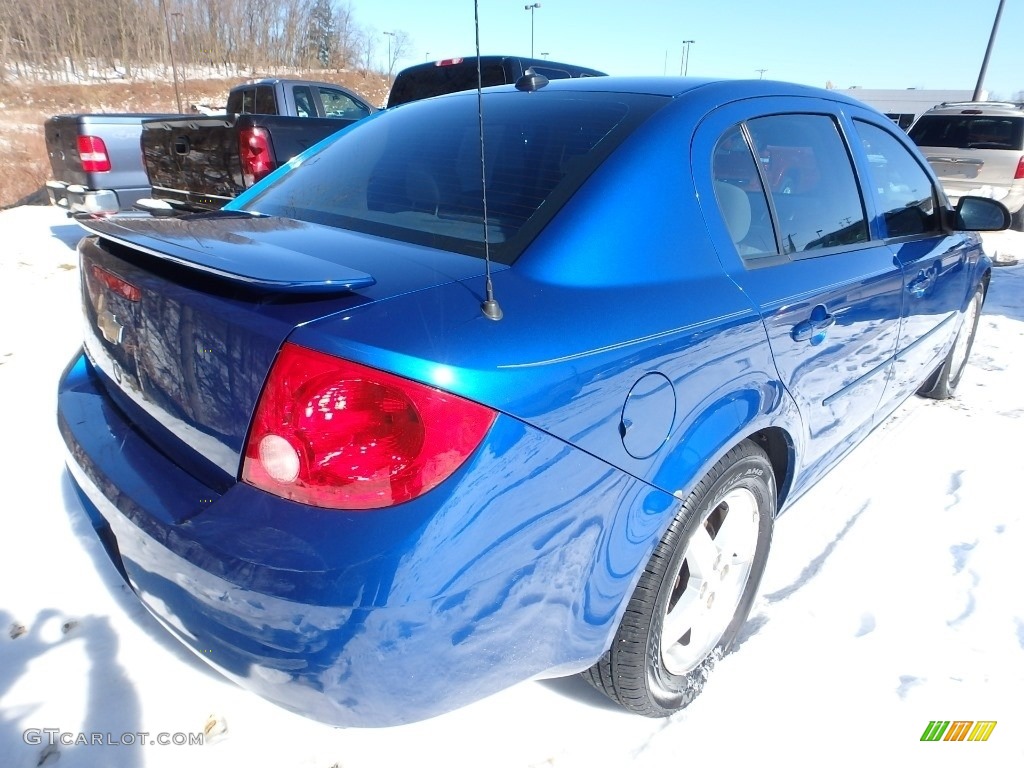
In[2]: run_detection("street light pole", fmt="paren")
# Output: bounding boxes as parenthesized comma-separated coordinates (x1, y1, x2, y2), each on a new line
(524, 4, 541, 58)
(680, 40, 694, 76)
(973, 0, 1006, 100)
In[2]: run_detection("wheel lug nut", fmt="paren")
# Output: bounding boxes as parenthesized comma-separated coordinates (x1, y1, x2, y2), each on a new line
(699, 583, 707, 598)
(706, 593, 715, 608)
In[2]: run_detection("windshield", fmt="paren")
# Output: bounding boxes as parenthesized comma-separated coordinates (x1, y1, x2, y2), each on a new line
(242, 90, 665, 264)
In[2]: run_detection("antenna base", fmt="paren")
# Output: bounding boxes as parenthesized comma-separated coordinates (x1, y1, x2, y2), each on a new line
(481, 298, 503, 321)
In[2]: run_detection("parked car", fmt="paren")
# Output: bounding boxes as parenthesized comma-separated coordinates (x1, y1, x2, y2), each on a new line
(141, 78, 376, 212)
(44, 113, 178, 214)
(385, 54, 605, 107)
(908, 100, 1024, 229)
(58, 76, 1006, 727)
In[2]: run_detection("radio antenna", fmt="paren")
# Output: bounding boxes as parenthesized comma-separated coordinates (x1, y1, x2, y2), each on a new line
(474, 0, 503, 321)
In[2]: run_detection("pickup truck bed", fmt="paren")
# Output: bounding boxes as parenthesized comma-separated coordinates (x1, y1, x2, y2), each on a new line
(140, 78, 375, 212)
(45, 113, 177, 214)
(142, 113, 359, 210)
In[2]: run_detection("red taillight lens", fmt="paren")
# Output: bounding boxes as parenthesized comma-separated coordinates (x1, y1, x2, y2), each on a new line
(239, 127, 276, 187)
(89, 265, 141, 301)
(77, 135, 111, 172)
(1015, 155, 1024, 180)
(242, 343, 496, 509)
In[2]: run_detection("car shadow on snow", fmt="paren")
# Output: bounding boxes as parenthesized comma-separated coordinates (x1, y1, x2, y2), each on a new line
(49, 222, 85, 251)
(984, 261, 1024, 322)
(0, 609, 142, 767)
(535, 673, 632, 713)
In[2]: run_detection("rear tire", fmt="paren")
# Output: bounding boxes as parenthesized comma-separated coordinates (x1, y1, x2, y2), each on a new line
(918, 283, 984, 400)
(583, 440, 775, 717)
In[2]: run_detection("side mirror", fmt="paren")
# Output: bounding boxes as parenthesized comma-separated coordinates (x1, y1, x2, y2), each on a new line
(954, 196, 1010, 231)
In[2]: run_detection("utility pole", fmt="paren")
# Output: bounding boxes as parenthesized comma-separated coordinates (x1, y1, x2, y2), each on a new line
(973, 0, 1006, 100)
(524, 4, 541, 58)
(756, 68, 767, 80)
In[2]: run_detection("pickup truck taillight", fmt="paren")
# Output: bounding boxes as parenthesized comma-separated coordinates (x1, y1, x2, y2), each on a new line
(241, 343, 496, 509)
(239, 127, 276, 187)
(77, 136, 111, 172)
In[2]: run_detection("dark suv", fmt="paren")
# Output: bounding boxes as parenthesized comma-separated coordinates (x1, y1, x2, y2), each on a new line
(386, 55, 606, 108)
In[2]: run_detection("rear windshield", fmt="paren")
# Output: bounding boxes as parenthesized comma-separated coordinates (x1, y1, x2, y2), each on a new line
(387, 62, 508, 107)
(909, 114, 1024, 151)
(242, 90, 665, 264)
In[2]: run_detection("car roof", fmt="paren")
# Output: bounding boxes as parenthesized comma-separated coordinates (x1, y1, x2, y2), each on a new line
(441, 75, 876, 110)
(395, 55, 606, 76)
(919, 101, 1024, 117)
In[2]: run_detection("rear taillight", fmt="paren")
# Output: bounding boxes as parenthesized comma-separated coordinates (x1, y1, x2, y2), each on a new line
(77, 135, 111, 172)
(241, 343, 496, 510)
(239, 127, 276, 187)
(1015, 155, 1024, 180)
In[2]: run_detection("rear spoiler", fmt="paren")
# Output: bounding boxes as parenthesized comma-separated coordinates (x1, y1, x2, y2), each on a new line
(74, 212, 376, 294)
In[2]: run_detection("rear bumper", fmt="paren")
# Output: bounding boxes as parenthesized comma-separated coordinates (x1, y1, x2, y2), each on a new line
(57, 349, 672, 726)
(46, 180, 151, 214)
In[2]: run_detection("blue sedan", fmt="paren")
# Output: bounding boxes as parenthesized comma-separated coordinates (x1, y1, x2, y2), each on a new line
(57, 76, 1007, 726)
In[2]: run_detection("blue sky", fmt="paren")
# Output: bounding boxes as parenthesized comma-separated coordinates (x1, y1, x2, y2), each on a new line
(351, 0, 1024, 99)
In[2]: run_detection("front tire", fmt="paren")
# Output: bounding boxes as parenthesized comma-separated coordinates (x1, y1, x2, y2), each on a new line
(918, 283, 984, 400)
(583, 439, 775, 716)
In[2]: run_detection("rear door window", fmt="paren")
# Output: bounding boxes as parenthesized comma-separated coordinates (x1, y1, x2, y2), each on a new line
(745, 113, 869, 254)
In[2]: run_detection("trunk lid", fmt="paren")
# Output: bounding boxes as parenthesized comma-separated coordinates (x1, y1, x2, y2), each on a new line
(75, 213, 488, 494)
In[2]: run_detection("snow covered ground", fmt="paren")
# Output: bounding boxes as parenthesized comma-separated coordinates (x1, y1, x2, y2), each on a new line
(1, 204, 1022, 767)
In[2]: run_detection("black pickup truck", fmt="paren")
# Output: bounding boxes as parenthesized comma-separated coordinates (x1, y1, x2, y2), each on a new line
(141, 79, 376, 211)
(143, 58, 604, 213)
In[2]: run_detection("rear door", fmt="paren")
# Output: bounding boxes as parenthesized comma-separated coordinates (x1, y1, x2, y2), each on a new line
(693, 98, 904, 488)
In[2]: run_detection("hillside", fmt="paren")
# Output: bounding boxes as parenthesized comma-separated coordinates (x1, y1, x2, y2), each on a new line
(0, 69, 391, 209)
